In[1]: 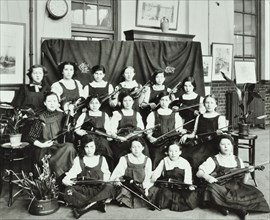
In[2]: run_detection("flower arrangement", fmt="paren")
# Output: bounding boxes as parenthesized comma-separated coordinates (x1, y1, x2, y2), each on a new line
(6, 154, 59, 202)
(221, 72, 265, 124)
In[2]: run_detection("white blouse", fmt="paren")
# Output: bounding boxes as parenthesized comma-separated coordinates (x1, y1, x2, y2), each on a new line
(198, 153, 245, 175)
(63, 155, 111, 182)
(83, 81, 114, 96)
(110, 153, 152, 189)
(151, 156, 193, 185)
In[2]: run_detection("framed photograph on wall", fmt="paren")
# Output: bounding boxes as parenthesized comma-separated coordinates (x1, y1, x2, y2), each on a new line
(234, 60, 256, 84)
(211, 43, 233, 81)
(202, 56, 212, 83)
(136, 0, 179, 30)
(0, 21, 25, 86)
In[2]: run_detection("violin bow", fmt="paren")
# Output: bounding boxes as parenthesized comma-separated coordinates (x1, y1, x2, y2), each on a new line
(155, 179, 197, 189)
(100, 85, 123, 104)
(172, 103, 201, 112)
(195, 125, 233, 137)
(123, 124, 161, 140)
(153, 119, 195, 144)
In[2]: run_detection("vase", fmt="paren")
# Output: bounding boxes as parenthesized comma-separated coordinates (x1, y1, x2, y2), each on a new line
(238, 123, 250, 136)
(9, 133, 22, 147)
(160, 17, 169, 32)
(28, 198, 59, 215)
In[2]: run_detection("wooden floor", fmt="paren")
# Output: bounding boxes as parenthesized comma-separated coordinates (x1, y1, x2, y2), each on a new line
(1, 127, 270, 220)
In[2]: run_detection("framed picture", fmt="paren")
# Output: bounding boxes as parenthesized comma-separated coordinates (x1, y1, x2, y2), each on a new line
(234, 60, 256, 84)
(202, 56, 212, 83)
(136, 0, 179, 30)
(211, 43, 233, 81)
(205, 86, 211, 95)
(0, 21, 25, 86)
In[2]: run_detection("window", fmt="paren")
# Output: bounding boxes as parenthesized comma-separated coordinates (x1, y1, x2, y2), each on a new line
(71, 0, 119, 40)
(234, 0, 261, 79)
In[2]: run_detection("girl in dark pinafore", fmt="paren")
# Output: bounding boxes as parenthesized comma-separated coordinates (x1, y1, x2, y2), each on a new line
(83, 65, 115, 116)
(197, 134, 270, 220)
(75, 95, 114, 171)
(62, 134, 116, 219)
(180, 94, 227, 175)
(146, 91, 184, 169)
(148, 143, 198, 212)
(110, 138, 152, 209)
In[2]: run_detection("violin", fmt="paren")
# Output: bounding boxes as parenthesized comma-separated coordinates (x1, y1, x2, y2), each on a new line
(155, 178, 196, 190)
(100, 85, 123, 104)
(184, 133, 218, 147)
(130, 80, 152, 99)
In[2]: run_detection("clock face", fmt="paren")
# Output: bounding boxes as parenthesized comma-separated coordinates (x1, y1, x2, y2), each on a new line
(47, 0, 68, 19)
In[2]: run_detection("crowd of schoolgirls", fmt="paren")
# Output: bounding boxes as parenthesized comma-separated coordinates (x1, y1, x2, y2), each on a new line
(11, 62, 269, 219)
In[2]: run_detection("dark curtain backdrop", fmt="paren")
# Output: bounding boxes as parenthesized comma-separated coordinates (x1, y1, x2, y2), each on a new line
(41, 40, 204, 96)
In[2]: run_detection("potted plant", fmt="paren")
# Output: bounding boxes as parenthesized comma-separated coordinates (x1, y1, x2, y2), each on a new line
(221, 72, 265, 135)
(6, 154, 59, 215)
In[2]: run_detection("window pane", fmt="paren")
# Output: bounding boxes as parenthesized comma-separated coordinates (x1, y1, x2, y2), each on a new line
(244, 0, 256, 14)
(234, 13, 243, 34)
(234, 35, 243, 57)
(99, 0, 111, 6)
(85, 4, 98, 25)
(244, 14, 256, 35)
(234, 0, 243, 12)
(72, 2, 84, 24)
(99, 7, 112, 27)
(244, 36, 256, 57)
(85, 0, 97, 3)
(74, 36, 89, 41)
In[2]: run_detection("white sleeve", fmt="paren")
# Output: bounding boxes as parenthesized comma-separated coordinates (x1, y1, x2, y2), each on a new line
(110, 156, 127, 181)
(101, 156, 111, 181)
(146, 112, 155, 130)
(104, 113, 111, 134)
(64, 157, 82, 181)
(142, 157, 153, 189)
(83, 85, 89, 98)
(142, 86, 151, 103)
(75, 112, 86, 133)
(75, 80, 85, 98)
(175, 114, 183, 132)
(110, 111, 121, 135)
(151, 159, 164, 182)
(51, 82, 63, 100)
(108, 84, 114, 94)
(183, 160, 193, 185)
(136, 112, 145, 130)
(198, 157, 216, 175)
(218, 115, 227, 130)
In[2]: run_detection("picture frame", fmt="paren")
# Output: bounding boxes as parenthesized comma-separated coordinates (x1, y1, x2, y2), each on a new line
(136, 0, 179, 30)
(211, 43, 233, 81)
(205, 86, 211, 95)
(234, 60, 256, 84)
(202, 56, 212, 83)
(0, 21, 25, 86)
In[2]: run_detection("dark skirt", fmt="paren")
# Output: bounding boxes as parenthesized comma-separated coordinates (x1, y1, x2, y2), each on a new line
(203, 180, 270, 213)
(148, 186, 198, 212)
(63, 183, 116, 208)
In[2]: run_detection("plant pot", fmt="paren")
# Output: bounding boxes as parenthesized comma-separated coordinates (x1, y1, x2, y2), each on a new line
(160, 17, 169, 32)
(28, 198, 59, 215)
(238, 123, 250, 136)
(9, 133, 22, 147)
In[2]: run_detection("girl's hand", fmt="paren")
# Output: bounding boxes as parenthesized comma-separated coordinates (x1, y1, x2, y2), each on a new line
(172, 106, 180, 112)
(216, 129, 224, 135)
(189, 185, 196, 191)
(180, 134, 188, 144)
(76, 130, 88, 136)
(116, 136, 127, 142)
(194, 110, 200, 116)
(62, 178, 75, 186)
(248, 166, 255, 173)
(206, 175, 218, 183)
(149, 103, 157, 109)
(114, 181, 122, 187)
(42, 140, 54, 148)
(148, 136, 157, 143)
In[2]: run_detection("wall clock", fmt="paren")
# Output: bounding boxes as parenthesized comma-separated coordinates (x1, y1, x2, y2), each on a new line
(46, 0, 68, 20)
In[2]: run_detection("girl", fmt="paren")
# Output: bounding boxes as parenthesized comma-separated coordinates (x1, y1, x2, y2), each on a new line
(12, 64, 50, 111)
(146, 91, 183, 169)
(180, 94, 227, 174)
(62, 134, 116, 219)
(83, 65, 115, 116)
(75, 95, 114, 171)
(171, 76, 204, 131)
(28, 92, 76, 178)
(110, 138, 152, 208)
(110, 92, 148, 161)
(196, 134, 270, 219)
(112, 66, 142, 111)
(139, 69, 173, 125)
(51, 61, 85, 108)
(148, 143, 198, 212)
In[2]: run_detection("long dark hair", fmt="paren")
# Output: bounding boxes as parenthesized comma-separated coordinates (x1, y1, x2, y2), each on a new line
(58, 61, 78, 78)
(78, 134, 100, 158)
(181, 76, 197, 92)
(27, 64, 48, 83)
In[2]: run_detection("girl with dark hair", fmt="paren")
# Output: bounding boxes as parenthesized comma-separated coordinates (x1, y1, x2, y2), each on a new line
(180, 94, 227, 176)
(74, 95, 114, 171)
(83, 64, 115, 116)
(62, 134, 116, 218)
(110, 138, 152, 209)
(110, 92, 148, 161)
(197, 134, 270, 219)
(146, 91, 184, 169)
(171, 76, 205, 131)
(12, 64, 50, 110)
(148, 142, 198, 212)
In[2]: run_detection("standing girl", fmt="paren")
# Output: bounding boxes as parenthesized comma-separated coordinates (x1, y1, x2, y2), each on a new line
(75, 95, 114, 171)
(180, 94, 227, 175)
(146, 91, 183, 169)
(148, 143, 198, 212)
(110, 138, 152, 208)
(83, 65, 115, 116)
(197, 135, 270, 219)
(62, 134, 116, 219)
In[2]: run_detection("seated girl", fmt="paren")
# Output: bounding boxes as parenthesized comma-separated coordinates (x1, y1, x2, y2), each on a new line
(148, 143, 198, 212)
(110, 138, 152, 209)
(146, 91, 183, 169)
(196, 134, 270, 219)
(74, 95, 114, 171)
(62, 134, 116, 219)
